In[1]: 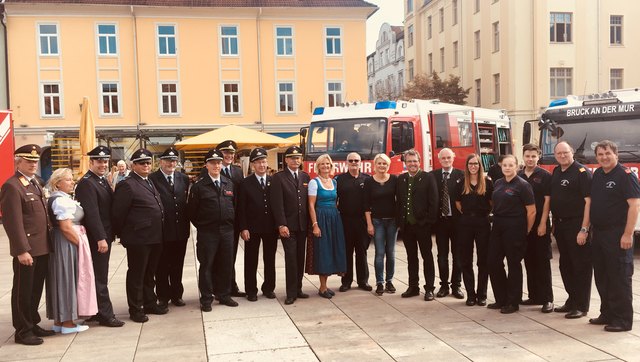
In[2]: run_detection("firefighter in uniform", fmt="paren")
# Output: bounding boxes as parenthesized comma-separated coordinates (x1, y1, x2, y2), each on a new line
(588, 140, 640, 332)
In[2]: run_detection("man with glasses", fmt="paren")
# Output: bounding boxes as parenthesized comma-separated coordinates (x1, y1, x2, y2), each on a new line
(112, 149, 167, 323)
(336, 152, 372, 292)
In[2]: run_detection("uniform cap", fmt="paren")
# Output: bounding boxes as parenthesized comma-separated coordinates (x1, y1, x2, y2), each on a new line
(130, 148, 153, 163)
(87, 145, 111, 159)
(14, 144, 41, 161)
(205, 149, 224, 162)
(250, 147, 268, 162)
(284, 146, 303, 158)
(159, 147, 179, 160)
(216, 140, 238, 152)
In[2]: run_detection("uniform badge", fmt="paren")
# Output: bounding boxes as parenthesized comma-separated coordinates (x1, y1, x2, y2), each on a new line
(579, 167, 586, 172)
(303, 182, 308, 187)
(19, 176, 29, 187)
(224, 190, 233, 196)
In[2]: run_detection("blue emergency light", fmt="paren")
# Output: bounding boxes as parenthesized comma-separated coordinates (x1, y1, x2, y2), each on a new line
(313, 107, 325, 115)
(375, 101, 397, 110)
(548, 98, 568, 107)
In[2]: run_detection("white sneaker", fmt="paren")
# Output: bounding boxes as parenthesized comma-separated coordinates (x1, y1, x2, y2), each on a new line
(61, 324, 89, 334)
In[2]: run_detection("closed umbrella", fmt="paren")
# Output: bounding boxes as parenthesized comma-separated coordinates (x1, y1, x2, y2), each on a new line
(79, 97, 96, 175)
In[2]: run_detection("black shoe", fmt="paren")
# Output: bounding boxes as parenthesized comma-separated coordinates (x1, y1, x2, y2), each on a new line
(358, 283, 373, 292)
(247, 295, 258, 302)
(297, 291, 310, 299)
(375, 284, 384, 295)
(541, 302, 554, 313)
(589, 316, 610, 325)
(466, 298, 476, 306)
(172, 298, 186, 307)
(339, 284, 351, 292)
(554, 304, 571, 313)
(263, 291, 276, 299)
(520, 299, 542, 306)
(318, 290, 333, 299)
(385, 282, 396, 293)
(500, 305, 519, 314)
(565, 310, 586, 319)
(476, 297, 487, 306)
(145, 304, 169, 315)
(327, 289, 336, 296)
(99, 317, 125, 327)
(424, 290, 435, 301)
(487, 302, 503, 310)
(32, 325, 55, 337)
(85, 315, 101, 323)
(158, 299, 169, 308)
(130, 313, 149, 323)
(451, 287, 464, 299)
(401, 287, 420, 298)
(15, 334, 43, 346)
(200, 304, 212, 312)
(218, 297, 239, 307)
(436, 286, 450, 298)
(604, 325, 631, 332)
(284, 297, 295, 305)
(231, 290, 247, 298)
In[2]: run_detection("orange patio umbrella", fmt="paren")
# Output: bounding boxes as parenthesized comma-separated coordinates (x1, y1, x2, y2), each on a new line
(79, 97, 96, 175)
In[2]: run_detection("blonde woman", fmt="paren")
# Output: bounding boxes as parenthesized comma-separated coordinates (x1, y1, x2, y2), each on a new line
(46, 168, 97, 334)
(308, 154, 347, 298)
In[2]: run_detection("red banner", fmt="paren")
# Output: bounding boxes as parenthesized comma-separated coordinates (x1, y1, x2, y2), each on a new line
(0, 111, 15, 198)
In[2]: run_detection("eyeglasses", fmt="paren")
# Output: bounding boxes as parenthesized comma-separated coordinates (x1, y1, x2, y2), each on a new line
(136, 161, 152, 165)
(347, 159, 360, 163)
(468, 162, 480, 166)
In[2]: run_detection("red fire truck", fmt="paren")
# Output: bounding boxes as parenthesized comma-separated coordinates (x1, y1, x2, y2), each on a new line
(302, 99, 512, 176)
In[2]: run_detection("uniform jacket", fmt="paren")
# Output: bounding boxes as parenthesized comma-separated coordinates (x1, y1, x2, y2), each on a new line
(237, 174, 276, 234)
(75, 170, 114, 244)
(149, 170, 190, 242)
(432, 168, 464, 218)
(0, 172, 50, 257)
(270, 169, 310, 232)
(396, 170, 439, 228)
(187, 175, 235, 230)
(111, 173, 164, 246)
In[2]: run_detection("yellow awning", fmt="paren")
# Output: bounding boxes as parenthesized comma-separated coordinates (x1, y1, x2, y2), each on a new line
(175, 124, 295, 150)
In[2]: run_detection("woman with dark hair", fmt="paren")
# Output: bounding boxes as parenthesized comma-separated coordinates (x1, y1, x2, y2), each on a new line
(455, 154, 493, 306)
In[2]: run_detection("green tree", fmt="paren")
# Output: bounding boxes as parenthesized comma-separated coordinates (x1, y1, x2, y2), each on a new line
(403, 72, 470, 105)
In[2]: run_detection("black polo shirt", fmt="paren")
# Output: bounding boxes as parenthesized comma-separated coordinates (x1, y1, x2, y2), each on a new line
(550, 161, 592, 219)
(336, 171, 371, 218)
(455, 177, 493, 216)
(518, 166, 551, 225)
(590, 163, 640, 228)
(492, 175, 535, 217)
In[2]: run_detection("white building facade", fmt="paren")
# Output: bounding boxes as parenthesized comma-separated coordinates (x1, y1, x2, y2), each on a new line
(367, 23, 405, 102)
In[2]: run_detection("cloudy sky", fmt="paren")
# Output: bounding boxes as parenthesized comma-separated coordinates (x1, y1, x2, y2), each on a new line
(366, 0, 405, 54)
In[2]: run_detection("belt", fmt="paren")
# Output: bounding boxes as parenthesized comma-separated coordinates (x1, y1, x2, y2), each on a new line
(553, 216, 581, 223)
(462, 212, 488, 217)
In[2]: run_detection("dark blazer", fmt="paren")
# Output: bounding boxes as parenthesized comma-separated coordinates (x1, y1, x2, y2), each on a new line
(222, 164, 243, 186)
(0, 172, 50, 257)
(238, 174, 276, 234)
(149, 170, 190, 242)
(75, 170, 114, 244)
(187, 175, 235, 230)
(396, 170, 439, 228)
(111, 173, 164, 246)
(270, 168, 310, 232)
(432, 168, 464, 218)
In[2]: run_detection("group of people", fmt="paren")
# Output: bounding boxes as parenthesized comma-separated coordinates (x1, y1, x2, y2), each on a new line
(1, 137, 638, 346)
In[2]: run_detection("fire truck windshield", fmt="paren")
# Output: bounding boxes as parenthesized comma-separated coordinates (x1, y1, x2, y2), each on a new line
(306, 118, 386, 158)
(540, 117, 640, 164)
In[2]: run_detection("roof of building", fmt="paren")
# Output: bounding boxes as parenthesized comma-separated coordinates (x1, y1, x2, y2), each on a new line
(391, 26, 404, 37)
(3, 0, 376, 7)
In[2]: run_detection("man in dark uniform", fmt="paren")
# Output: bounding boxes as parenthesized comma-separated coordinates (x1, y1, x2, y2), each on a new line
(335, 152, 372, 292)
(432, 148, 464, 299)
(1, 145, 55, 345)
(395, 149, 439, 301)
(238, 148, 278, 301)
(75, 146, 125, 327)
(589, 140, 640, 332)
(188, 149, 239, 311)
(519, 144, 554, 313)
(270, 146, 310, 305)
(150, 147, 190, 308)
(488, 155, 505, 182)
(550, 141, 593, 319)
(216, 139, 246, 298)
(112, 149, 167, 323)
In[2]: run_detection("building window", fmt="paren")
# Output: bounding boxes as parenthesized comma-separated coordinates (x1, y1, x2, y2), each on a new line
(474, 31, 481, 59)
(427, 17, 432, 39)
(439, 8, 444, 32)
(493, 74, 500, 103)
(39, 24, 59, 55)
(325, 27, 342, 55)
(610, 15, 623, 45)
(160, 83, 178, 115)
(222, 83, 240, 114)
(157, 25, 176, 55)
(97, 24, 117, 55)
(398, 71, 404, 96)
(453, 41, 459, 68)
(408, 25, 414, 47)
(475, 79, 481, 106)
(276, 26, 293, 56)
(42, 83, 61, 116)
(327, 82, 343, 107)
(407, 0, 413, 13)
(550, 13, 572, 43)
(428, 53, 433, 74)
(408, 60, 414, 81)
(550, 68, 572, 98)
(492, 22, 500, 52)
(474, 0, 480, 13)
(452, 0, 458, 25)
(278, 82, 294, 113)
(221, 26, 239, 56)
(440, 47, 445, 73)
(610, 68, 623, 90)
(100, 83, 120, 115)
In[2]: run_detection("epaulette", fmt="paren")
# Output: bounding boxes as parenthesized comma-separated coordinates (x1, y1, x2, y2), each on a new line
(624, 168, 632, 174)
(579, 167, 586, 172)
(82, 173, 91, 179)
(19, 176, 29, 187)
(194, 177, 204, 184)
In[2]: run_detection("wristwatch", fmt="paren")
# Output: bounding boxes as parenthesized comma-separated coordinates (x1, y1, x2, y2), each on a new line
(579, 226, 589, 234)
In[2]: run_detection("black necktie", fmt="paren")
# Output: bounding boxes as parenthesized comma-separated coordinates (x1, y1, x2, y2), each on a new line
(30, 179, 41, 196)
(167, 175, 174, 188)
(441, 171, 450, 216)
(223, 168, 230, 179)
(293, 172, 298, 183)
(260, 177, 265, 189)
(145, 178, 154, 191)
(214, 180, 220, 192)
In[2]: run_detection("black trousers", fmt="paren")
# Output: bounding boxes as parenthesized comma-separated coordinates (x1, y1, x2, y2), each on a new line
(155, 239, 189, 302)
(457, 215, 490, 300)
(553, 218, 592, 312)
(523, 223, 553, 303)
(12, 254, 48, 339)
(402, 223, 435, 290)
(197, 225, 234, 306)
(126, 244, 162, 315)
(231, 227, 241, 292)
(244, 231, 278, 296)
(281, 230, 307, 299)
(340, 215, 370, 287)
(592, 226, 633, 329)
(89, 240, 115, 319)
(435, 216, 462, 288)
(488, 216, 527, 307)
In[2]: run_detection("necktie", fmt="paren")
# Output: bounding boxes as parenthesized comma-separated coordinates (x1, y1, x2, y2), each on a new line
(146, 178, 154, 191)
(214, 180, 220, 192)
(99, 177, 109, 189)
(30, 179, 41, 196)
(293, 172, 298, 183)
(223, 167, 230, 179)
(260, 177, 265, 189)
(441, 171, 450, 216)
(168, 175, 174, 188)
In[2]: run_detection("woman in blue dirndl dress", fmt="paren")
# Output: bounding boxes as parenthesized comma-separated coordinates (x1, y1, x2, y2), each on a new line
(308, 154, 347, 298)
